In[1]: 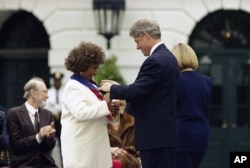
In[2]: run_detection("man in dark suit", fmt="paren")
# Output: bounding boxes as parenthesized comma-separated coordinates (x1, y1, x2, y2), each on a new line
(7, 77, 58, 168)
(99, 18, 180, 168)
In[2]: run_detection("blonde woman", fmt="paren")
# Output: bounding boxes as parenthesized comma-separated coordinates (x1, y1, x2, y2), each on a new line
(171, 43, 212, 168)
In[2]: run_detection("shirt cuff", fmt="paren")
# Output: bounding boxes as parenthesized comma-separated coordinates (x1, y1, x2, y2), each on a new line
(36, 134, 42, 144)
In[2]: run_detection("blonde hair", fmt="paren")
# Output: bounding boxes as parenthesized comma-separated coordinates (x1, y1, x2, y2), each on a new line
(171, 43, 199, 71)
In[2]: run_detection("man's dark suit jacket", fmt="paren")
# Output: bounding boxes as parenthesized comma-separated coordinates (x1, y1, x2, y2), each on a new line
(110, 44, 180, 151)
(7, 104, 57, 167)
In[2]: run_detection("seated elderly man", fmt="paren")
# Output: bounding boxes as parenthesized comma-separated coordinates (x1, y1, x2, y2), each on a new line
(7, 77, 58, 168)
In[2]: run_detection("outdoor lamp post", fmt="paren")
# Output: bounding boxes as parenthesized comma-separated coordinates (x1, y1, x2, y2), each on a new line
(93, 0, 125, 49)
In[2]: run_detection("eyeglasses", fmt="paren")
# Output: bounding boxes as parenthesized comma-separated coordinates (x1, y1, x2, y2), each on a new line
(34, 89, 48, 94)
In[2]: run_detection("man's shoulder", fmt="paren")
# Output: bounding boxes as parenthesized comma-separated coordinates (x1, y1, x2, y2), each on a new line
(6, 105, 27, 120)
(8, 104, 25, 113)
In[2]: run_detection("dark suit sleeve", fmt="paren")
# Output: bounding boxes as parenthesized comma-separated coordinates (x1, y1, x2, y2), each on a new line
(125, 102, 134, 116)
(110, 58, 162, 101)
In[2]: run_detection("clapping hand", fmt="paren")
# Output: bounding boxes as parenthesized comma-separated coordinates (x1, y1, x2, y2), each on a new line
(46, 122, 56, 138)
(38, 122, 56, 140)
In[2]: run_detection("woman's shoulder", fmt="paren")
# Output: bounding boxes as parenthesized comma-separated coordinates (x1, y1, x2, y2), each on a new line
(181, 71, 210, 80)
(64, 79, 89, 90)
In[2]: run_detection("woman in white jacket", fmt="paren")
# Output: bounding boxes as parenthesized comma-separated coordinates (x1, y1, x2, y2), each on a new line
(61, 41, 119, 168)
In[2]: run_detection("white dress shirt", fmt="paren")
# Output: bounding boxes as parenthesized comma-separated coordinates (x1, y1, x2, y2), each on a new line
(25, 102, 41, 143)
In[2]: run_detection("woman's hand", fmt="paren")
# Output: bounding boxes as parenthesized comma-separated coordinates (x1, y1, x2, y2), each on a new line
(108, 101, 121, 116)
(111, 147, 128, 159)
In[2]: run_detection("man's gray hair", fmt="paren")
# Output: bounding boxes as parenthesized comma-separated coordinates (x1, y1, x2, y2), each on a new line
(23, 77, 44, 99)
(129, 18, 161, 39)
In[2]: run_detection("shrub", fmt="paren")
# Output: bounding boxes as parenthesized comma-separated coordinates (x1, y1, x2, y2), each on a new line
(95, 56, 126, 85)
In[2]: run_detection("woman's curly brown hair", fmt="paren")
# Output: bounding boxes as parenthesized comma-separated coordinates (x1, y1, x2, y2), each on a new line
(65, 41, 106, 73)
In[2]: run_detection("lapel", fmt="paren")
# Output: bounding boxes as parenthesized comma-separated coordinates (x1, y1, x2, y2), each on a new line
(38, 108, 52, 128)
(20, 104, 37, 133)
(38, 108, 46, 128)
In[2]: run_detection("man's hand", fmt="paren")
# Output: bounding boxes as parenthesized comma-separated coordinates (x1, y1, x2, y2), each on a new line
(99, 80, 120, 93)
(100, 80, 120, 85)
(98, 82, 112, 93)
(46, 122, 56, 138)
(38, 122, 56, 140)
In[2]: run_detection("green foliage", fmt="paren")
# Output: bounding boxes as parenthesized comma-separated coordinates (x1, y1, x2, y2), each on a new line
(95, 56, 126, 85)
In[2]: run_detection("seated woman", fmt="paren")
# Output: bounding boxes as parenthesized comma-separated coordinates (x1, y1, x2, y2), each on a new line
(108, 101, 141, 168)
